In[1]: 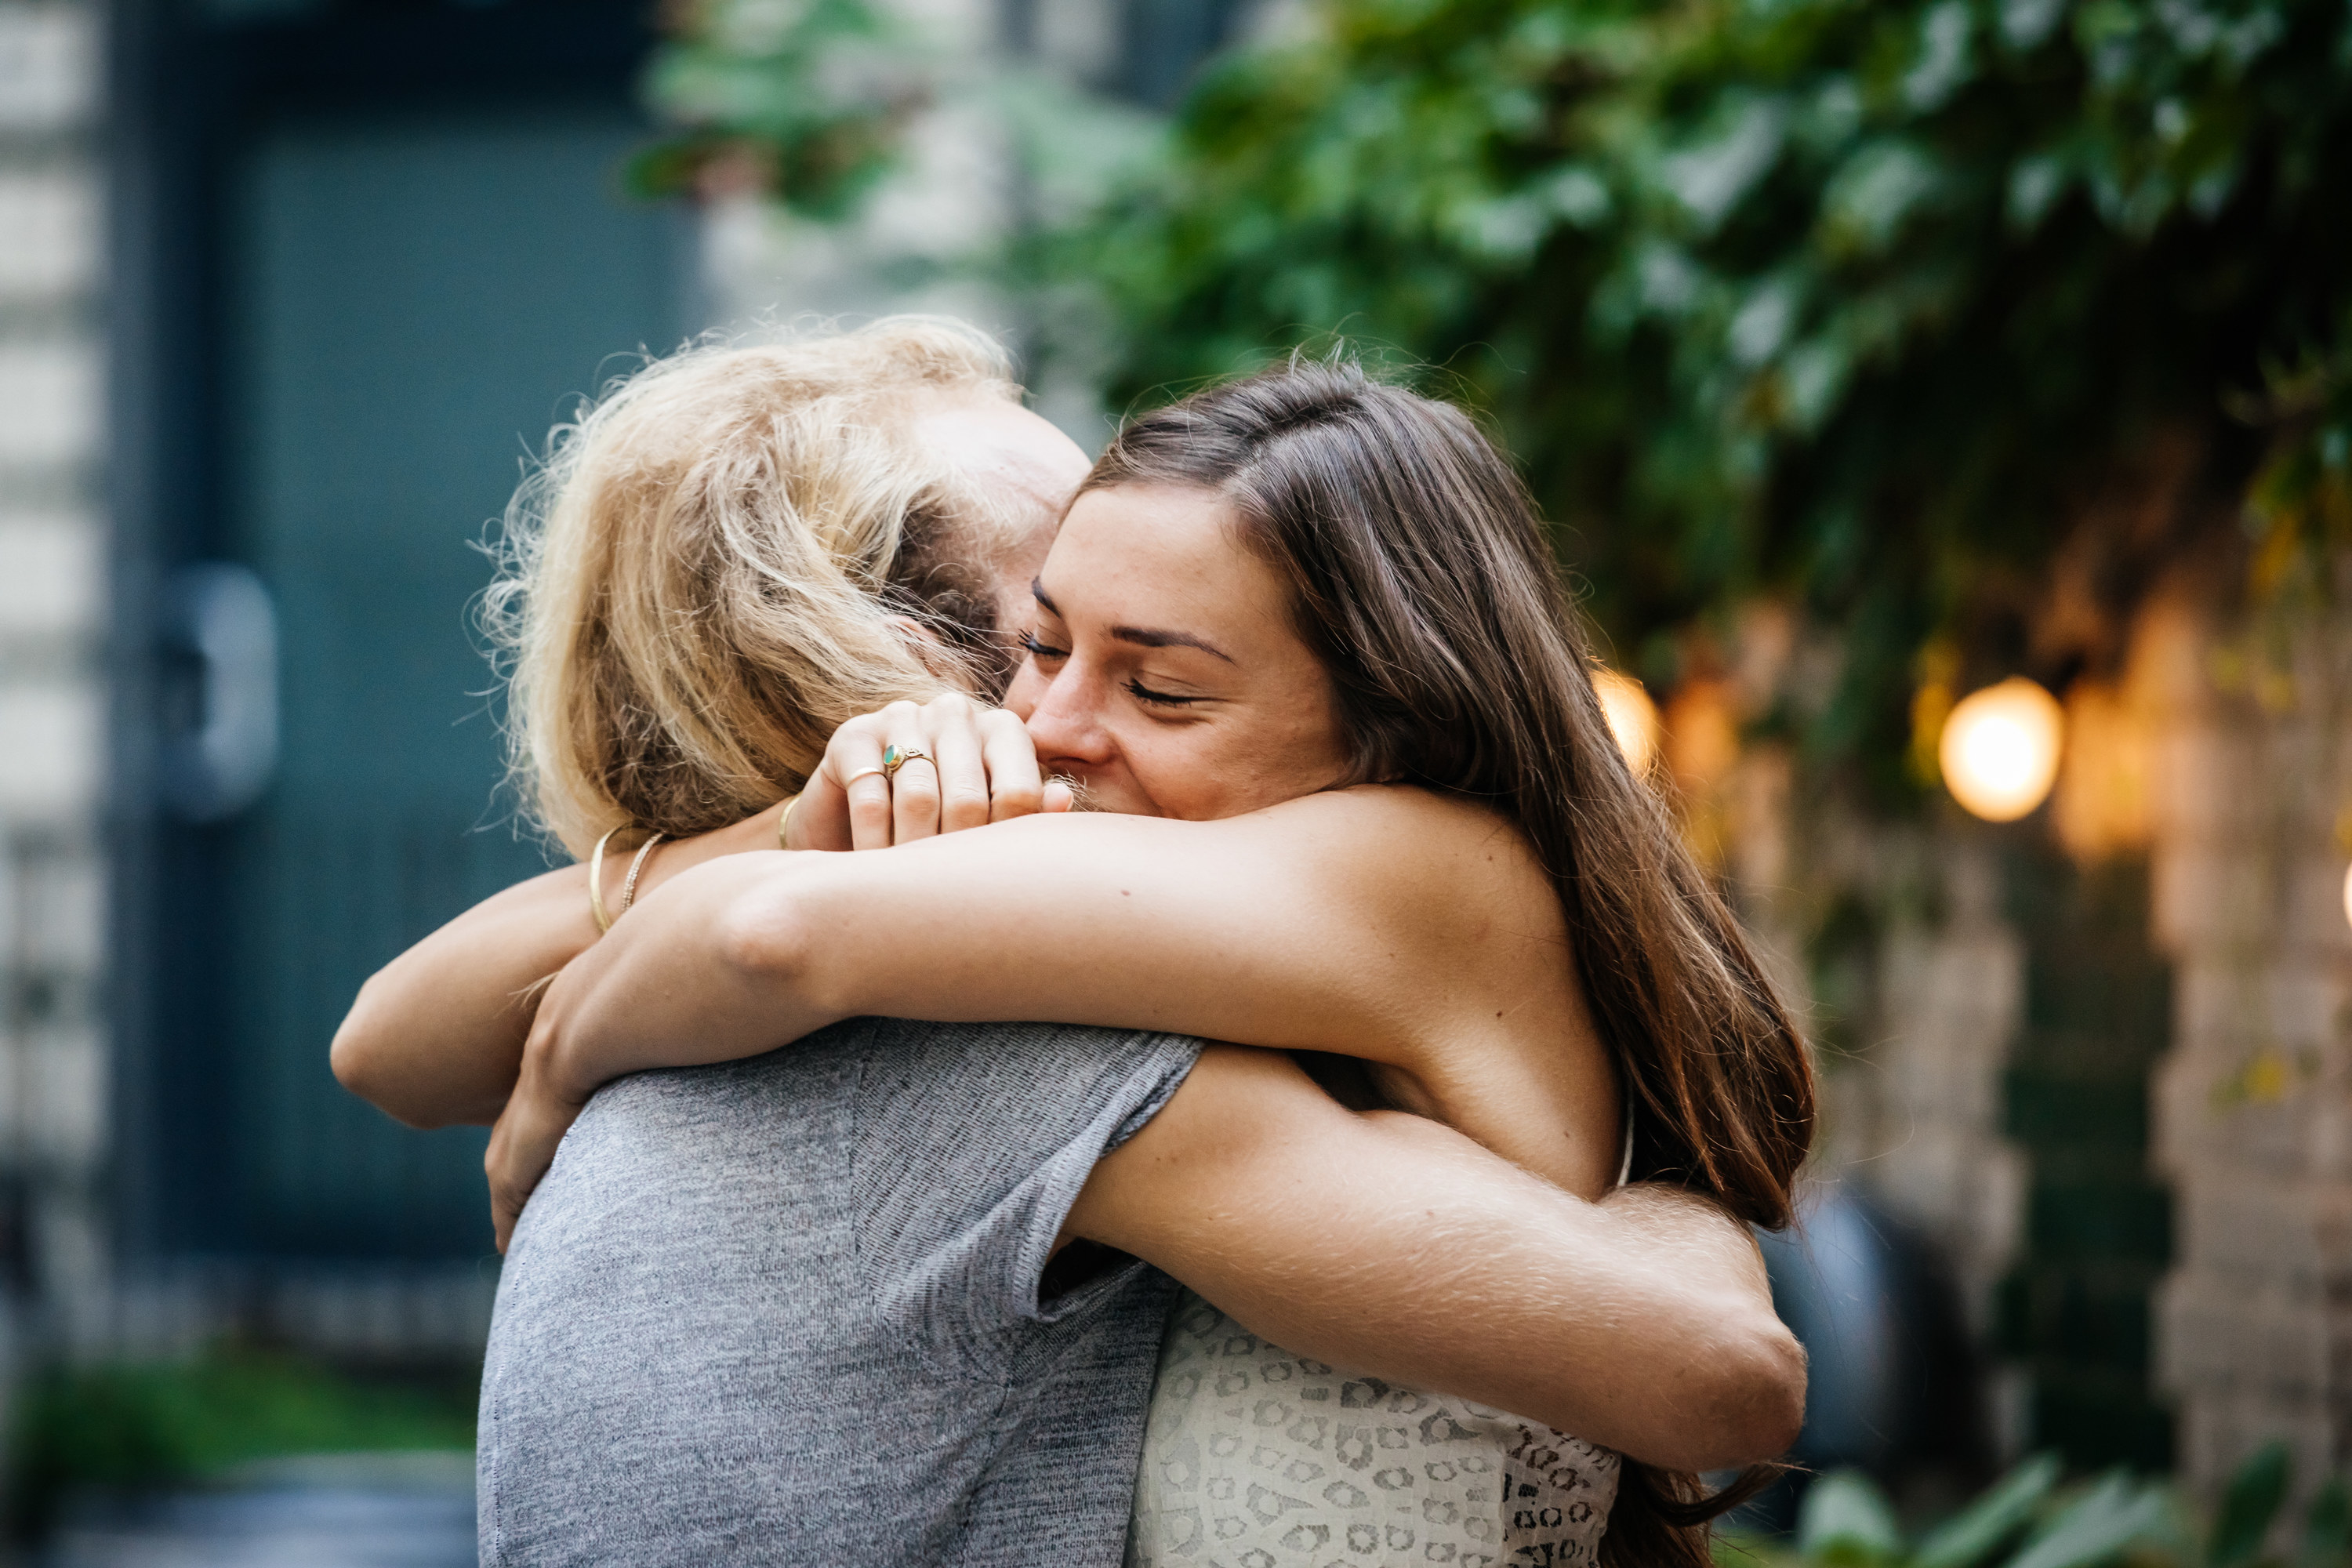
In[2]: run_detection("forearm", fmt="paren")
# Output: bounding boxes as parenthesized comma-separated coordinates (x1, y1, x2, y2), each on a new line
(332, 866, 596, 1127)
(705, 802, 1460, 1062)
(332, 809, 785, 1127)
(524, 850, 856, 1104)
(1073, 1048, 1805, 1472)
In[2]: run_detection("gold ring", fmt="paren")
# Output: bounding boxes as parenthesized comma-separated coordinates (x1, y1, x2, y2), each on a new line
(881, 744, 932, 781)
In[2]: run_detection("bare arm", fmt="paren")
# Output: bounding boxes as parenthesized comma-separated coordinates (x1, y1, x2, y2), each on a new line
(332, 698, 1060, 1129)
(330, 808, 786, 1128)
(1069, 1045, 1806, 1473)
(481, 788, 1619, 1233)
(532, 795, 1595, 1140)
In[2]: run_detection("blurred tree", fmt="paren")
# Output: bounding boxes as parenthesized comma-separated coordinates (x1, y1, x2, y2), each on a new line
(1055, 0, 2352, 794)
(642, 0, 2352, 792)
(630, 0, 920, 216)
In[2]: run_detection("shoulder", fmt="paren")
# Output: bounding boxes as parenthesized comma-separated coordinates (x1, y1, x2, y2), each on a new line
(1252, 786, 1563, 942)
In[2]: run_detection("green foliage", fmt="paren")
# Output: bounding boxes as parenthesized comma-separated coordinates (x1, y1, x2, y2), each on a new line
(632, 0, 919, 218)
(2211, 1443, 2295, 1568)
(1058, 0, 2352, 789)
(9, 1351, 474, 1531)
(1727, 1445, 2330, 1568)
(641, 0, 2352, 785)
(2300, 1478, 2351, 1568)
(1802, 1469, 1908, 1561)
(1915, 1454, 2063, 1568)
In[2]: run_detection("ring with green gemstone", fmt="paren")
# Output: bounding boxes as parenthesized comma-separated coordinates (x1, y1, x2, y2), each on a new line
(880, 743, 931, 781)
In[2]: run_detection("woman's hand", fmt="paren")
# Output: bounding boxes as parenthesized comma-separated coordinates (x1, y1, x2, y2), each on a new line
(786, 693, 1072, 851)
(485, 957, 601, 1251)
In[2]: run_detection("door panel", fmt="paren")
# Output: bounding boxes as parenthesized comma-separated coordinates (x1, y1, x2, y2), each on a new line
(215, 106, 688, 1258)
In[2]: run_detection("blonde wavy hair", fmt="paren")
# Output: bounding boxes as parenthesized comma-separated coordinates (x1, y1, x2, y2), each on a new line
(484, 317, 1031, 858)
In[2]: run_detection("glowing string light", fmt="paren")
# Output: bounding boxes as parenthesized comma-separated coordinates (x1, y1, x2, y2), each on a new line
(1939, 677, 2064, 822)
(1594, 670, 1661, 777)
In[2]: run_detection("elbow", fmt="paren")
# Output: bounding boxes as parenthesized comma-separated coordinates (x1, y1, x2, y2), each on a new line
(1722, 1316, 1809, 1466)
(1595, 1308, 1806, 1474)
(712, 878, 829, 1000)
(1661, 1316, 1808, 1474)
(329, 981, 441, 1131)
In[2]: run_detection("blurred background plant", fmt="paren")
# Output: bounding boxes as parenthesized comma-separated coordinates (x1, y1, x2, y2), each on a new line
(654, 0, 2352, 793)
(7, 1348, 473, 1540)
(1722, 1441, 2335, 1568)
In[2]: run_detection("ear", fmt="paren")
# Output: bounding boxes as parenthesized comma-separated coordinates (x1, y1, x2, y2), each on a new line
(889, 615, 965, 684)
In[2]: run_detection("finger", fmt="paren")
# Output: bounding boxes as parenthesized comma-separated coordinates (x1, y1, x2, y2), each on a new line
(488, 1118, 559, 1253)
(979, 709, 1047, 823)
(927, 698, 993, 835)
(891, 757, 942, 844)
(487, 1137, 521, 1254)
(866, 699, 940, 844)
(822, 713, 896, 851)
(1044, 778, 1075, 814)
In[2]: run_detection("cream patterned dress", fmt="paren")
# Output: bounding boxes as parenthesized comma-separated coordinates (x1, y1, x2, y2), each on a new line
(1125, 1289, 1619, 1568)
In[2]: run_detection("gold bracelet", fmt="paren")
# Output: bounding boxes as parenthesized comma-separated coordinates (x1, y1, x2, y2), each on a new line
(587, 825, 624, 934)
(777, 793, 800, 851)
(619, 831, 666, 916)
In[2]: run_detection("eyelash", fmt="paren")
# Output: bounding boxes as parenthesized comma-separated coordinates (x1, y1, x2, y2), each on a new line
(1020, 635, 1201, 709)
(1124, 681, 1199, 708)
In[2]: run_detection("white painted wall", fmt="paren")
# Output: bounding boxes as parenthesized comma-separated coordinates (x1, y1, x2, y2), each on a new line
(0, 0, 109, 1329)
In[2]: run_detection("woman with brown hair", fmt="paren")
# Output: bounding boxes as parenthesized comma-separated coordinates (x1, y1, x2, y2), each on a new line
(442, 356, 1814, 1566)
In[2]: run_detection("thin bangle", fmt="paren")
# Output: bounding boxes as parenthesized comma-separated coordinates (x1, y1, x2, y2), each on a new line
(587, 826, 624, 934)
(619, 831, 667, 916)
(777, 793, 800, 851)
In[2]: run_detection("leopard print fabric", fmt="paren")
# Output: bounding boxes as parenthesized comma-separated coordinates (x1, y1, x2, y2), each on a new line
(1126, 1290, 1617, 1568)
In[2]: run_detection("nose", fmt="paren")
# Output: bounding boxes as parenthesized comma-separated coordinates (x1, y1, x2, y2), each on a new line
(1021, 656, 1118, 775)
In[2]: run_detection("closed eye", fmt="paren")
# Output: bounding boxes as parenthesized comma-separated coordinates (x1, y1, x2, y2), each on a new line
(1021, 633, 1069, 662)
(1125, 680, 1200, 708)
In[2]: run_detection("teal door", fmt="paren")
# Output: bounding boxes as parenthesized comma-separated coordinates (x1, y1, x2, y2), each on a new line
(191, 104, 689, 1258)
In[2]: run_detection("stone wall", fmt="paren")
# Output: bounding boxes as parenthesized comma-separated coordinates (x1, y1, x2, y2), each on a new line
(0, 0, 109, 1333)
(1858, 851, 2031, 1453)
(2150, 586, 2352, 1495)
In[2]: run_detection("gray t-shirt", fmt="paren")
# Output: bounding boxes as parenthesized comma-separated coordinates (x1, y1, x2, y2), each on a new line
(477, 1018, 1203, 1567)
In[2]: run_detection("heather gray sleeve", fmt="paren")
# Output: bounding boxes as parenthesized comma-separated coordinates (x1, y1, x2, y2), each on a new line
(850, 1020, 1200, 1364)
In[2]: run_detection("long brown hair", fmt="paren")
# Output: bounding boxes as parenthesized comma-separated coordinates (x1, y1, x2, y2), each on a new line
(1084, 360, 1816, 1566)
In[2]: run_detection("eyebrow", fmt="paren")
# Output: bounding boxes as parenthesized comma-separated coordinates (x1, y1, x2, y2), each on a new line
(1031, 578, 1236, 665)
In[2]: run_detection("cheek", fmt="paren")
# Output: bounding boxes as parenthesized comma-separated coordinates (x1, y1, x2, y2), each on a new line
(1129, 715, 1336, 821)
(1247, 688, 1352, 788)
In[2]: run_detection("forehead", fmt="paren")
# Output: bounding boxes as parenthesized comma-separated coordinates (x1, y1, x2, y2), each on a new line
(1044, 484, 1292, 625)
(906, 394, 1090, 519)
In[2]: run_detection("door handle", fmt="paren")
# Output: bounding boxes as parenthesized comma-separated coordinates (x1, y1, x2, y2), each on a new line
(160, 562, 279, 822)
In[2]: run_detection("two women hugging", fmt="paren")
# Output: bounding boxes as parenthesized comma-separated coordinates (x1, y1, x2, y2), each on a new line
(333, 318, 1815, 1568)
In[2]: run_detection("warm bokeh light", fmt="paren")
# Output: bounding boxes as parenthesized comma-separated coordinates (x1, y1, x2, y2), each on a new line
(1594, 669, 1660, 777)
(1939, 677, 2064, 822)
(1663, 677, 1741, 796)
(2053, 678, 2151, 862)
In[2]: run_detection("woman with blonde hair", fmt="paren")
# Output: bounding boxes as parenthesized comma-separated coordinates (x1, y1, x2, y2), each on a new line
(340, 315, 1081, 1115)
(336, 325, 1805, 1566)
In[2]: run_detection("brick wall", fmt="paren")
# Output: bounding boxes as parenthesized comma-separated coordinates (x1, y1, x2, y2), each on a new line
(2148, 586, 2352, 1495)
(0, 0, 109, 1330)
